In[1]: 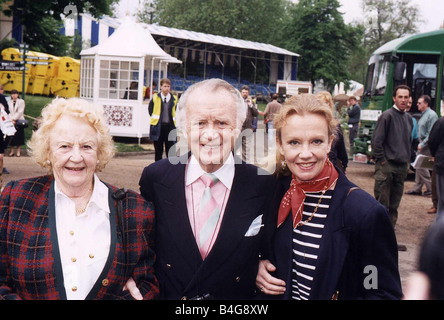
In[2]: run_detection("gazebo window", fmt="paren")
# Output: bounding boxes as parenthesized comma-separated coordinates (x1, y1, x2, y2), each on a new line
(99, 59, 140, 100)
(80, 57, 94, 98)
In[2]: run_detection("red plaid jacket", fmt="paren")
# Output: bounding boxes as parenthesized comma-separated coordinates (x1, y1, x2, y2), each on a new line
(0, 175, 159, 300)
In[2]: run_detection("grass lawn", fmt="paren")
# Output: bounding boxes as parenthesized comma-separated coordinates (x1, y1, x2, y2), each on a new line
(17, 95, 146, 153)
(17, 95, 269, 153)
(22, 95, 53, 142)
(257, 102, 266, 120)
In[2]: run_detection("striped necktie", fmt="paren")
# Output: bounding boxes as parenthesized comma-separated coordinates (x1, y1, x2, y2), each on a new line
(197, 173, 220, 259)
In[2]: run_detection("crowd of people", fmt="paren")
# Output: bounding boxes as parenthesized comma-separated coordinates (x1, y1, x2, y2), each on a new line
(0, 78, 442, 300)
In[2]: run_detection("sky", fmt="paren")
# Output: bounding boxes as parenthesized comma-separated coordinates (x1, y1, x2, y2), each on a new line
(339, 0, 444, 32)
(117, 0, 444, 33)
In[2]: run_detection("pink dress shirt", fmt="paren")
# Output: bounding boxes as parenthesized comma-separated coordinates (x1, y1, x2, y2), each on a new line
(185, 154, 234, 258)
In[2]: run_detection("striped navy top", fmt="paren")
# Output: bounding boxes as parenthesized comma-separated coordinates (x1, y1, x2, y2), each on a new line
(291, 189, 333, 300)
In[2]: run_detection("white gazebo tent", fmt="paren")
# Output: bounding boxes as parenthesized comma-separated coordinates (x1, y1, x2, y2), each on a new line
(79, 16, 181, 142)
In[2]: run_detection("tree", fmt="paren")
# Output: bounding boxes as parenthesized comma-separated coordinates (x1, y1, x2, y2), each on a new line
(282, 0, 360, 91)
(361, 0, 421, 53)
(0, 0, 119, 56)
(138, 0, 291, 46)
(348, 0, 422, 83)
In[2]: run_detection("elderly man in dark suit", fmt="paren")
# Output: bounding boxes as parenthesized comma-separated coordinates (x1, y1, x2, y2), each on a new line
(139, 79, 273, 300)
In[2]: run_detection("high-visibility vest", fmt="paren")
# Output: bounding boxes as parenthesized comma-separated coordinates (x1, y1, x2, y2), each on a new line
(150, 93, 177, 126)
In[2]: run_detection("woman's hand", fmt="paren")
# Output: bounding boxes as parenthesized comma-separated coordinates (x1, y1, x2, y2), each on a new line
(403, 272, 430, 300)
(124, 277, 143, 300)
(256, 259, 286, 295)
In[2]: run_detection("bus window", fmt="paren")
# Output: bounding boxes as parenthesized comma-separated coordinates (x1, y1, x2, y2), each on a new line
(412, 63, 437, 109)
(364, 63, 374, 95)
(365, 54, 391, 96)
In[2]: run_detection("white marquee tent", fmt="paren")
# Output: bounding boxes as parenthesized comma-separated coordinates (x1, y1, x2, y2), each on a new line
(80, 16, 181, 141)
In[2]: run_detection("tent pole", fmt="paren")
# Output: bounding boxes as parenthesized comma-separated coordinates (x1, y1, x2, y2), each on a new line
(150, 57, 155, 95)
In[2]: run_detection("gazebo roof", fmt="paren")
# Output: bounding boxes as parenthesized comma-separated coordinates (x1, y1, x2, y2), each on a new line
(80, 16, 177, 60)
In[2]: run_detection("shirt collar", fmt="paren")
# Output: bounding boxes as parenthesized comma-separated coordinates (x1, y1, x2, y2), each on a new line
(54, 174, 110, 215)
(185, 153, 235, 190)
(161, 93, 171, 100)
(392, 105, 404, 112)
(421, 107, 430, 114)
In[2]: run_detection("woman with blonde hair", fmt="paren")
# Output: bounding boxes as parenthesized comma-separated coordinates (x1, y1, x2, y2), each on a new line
(256, 94, 401, 300)
(0, 97, 158, 300)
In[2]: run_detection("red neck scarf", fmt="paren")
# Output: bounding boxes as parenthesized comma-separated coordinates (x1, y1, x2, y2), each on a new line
(278, 159, 339, 228)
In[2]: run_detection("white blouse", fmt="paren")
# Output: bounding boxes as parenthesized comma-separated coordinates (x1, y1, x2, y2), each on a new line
(54, 174, 111, 300)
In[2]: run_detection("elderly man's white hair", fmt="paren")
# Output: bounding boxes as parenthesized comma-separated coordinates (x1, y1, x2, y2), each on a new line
(175, 78, 247, 134)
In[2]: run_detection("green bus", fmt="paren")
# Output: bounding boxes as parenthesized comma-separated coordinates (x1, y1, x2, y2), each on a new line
(353, 29, 444, 159)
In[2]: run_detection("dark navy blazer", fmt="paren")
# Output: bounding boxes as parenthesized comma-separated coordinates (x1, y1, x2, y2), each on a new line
(262, 169, 402, 300)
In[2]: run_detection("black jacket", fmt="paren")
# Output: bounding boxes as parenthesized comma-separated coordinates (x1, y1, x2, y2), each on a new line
(428, 117, 444, 175)
(371, 107, 413, 164)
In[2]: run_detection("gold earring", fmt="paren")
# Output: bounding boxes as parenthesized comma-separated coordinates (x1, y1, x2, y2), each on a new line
(281, 159, 287, 170)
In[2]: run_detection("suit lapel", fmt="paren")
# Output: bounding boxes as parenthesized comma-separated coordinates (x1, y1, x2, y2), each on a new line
(188, 163, 264, 286)
(156, 160, 203, 268)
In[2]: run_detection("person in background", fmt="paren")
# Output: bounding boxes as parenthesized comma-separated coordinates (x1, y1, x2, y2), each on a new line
(240, 85, 258, 162)
(0, 98, 158, 300)
(371, 85, 413, 236)
(263, 93, 282, 150)
(428, 115, 444, 216)
(0, 84, 10, 182)
(7, 89, 26, 157)
(144, 81, 157, 101)
(346, 96, 361, 150)
(256, 94, 401, 300)
(406, 97, 419, 162)
(317, 91, 348, 173)
(405, 95, 438, 215)
(148, 78, 178, 161)
(123, 82, 138, 100)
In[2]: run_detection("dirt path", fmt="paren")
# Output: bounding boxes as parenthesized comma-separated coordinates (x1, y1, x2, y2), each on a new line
(2, 152, 435, 294)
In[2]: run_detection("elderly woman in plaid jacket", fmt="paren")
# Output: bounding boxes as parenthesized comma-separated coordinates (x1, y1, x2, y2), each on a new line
(0, 98, 158, 300)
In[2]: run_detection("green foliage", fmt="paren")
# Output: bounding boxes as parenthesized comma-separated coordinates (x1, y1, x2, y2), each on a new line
(140, 0, 290, 45)
(24, 16, 72, 57)
(347, 0, 421, 84)
(282, 0, 361, 91)
(21, 95, 53, 142)
(362, 0, 421, 53)
(0, 38, 17, 54)
(0, 0, 118, 56)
